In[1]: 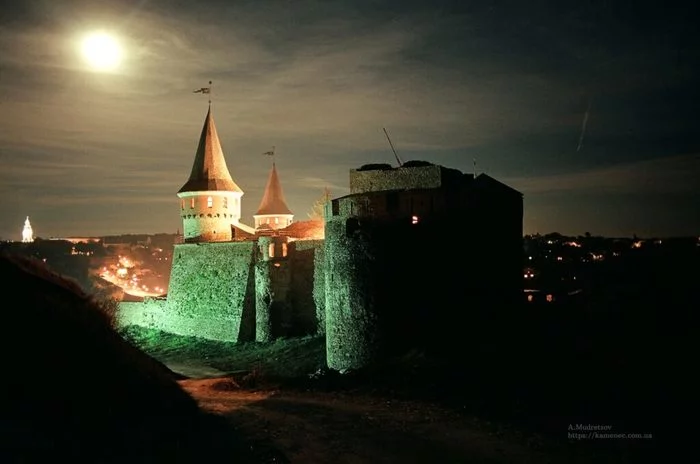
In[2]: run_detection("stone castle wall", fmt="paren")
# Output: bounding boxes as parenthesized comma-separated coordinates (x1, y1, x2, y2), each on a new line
(349, 165, 444, 194)
(324, 218, 382, 371)
(290, 239, 325, 336)
(159, 241, 257, 342)
(117, 298, 169, 329)
(324, 193, 523, 371)
(324, 216, 449, 371)
(117, 237, 325, 344)
(254, 236, 292, 342)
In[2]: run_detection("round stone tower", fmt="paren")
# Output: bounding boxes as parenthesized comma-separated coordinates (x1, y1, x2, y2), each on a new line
(177, 106, 244, 242)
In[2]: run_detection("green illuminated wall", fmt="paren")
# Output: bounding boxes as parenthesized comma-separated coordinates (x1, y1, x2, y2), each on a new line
(117, 238, 326, 344)
(154, 242, 256, 342)
(324, 218, 381, 371)
(117, 299, 169, 329)
(254, 239, 273, 342)
(312, 241, 326, 334)
(290, 239, 325, 336)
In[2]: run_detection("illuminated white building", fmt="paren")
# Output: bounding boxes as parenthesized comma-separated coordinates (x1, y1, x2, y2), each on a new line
(22, 216, 34, 243)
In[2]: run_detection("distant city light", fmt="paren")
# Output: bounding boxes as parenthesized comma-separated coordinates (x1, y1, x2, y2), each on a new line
(97, 248, 168, 298)
(22, 216, 34, 243)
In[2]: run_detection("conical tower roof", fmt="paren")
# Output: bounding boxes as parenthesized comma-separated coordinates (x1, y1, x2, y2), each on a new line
(256, 162, 292, 215)
(178, 107, 242, 193)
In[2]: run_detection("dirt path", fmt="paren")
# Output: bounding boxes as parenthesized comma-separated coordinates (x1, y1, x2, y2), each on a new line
(180, 378, 600, 464)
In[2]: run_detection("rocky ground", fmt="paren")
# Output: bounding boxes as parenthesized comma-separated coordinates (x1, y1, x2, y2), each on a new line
(181, 377, 614, 464)
(123, 327, 655, 463)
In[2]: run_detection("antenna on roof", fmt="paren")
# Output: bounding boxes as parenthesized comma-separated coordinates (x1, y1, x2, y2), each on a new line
(382, 127, 403, 167)
(473, 158, 477, 179)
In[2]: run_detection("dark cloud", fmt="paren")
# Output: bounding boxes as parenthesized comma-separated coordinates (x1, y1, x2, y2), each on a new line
(505, 153, 700, 195)
(0, 0, 698, 238)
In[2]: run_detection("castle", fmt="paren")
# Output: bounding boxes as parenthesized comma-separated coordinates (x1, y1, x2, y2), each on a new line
(118, 106, 523, 371)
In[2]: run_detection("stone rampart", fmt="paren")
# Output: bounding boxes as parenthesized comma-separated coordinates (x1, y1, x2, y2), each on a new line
(160, 241, 257, 342)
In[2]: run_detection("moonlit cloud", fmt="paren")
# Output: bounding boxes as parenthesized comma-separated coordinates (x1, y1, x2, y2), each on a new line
(0, 0, 698, 238)
(295, 176, 348, 194)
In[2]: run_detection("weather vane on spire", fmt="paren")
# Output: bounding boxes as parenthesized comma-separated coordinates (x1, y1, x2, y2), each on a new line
(263, 146, 276, 162)
(193, 80, 213, 105)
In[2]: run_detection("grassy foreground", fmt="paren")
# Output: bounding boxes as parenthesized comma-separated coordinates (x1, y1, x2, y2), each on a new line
(119, 326, 326, 380)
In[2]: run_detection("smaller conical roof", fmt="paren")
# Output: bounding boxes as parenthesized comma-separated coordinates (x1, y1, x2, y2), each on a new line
(256, 162, 292, 216)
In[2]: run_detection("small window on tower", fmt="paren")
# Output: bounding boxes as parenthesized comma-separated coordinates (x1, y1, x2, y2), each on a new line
(275, 217, 279, 224)
(207, 196, 213, 208)
(332, 201, 339, 216)
(190, 198, 195, 209)
(181, 200, 185, 210)
(282, 242, 288, 257)
(223, 197, 228, 209)
(268, 243, 275, 258)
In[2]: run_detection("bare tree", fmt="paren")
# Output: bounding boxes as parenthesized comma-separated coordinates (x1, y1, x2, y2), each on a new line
(307, 187, 332, 220)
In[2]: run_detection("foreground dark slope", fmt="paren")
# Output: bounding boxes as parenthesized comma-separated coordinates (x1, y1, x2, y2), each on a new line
(0, 253, 264, 463)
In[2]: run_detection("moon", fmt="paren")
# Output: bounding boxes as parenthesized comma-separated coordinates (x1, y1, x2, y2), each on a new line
(80, 32, 123, 72)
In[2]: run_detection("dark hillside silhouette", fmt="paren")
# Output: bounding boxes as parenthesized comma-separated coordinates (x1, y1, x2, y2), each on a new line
(0, 253, 259, 463)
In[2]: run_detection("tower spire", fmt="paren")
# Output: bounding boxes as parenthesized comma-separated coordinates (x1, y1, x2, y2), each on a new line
(177, 104, 245, 243)
(178, 106, 241, 193)
(254, 151, 294, 230)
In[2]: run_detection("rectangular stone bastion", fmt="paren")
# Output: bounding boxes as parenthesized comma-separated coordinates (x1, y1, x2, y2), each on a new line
(118, 241, 257, 342)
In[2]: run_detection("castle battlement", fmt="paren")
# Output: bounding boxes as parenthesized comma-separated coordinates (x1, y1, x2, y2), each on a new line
(349, 161, 468, 194)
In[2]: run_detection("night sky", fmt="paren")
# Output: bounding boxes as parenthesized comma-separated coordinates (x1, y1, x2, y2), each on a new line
(1, 0, 698, 239)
